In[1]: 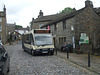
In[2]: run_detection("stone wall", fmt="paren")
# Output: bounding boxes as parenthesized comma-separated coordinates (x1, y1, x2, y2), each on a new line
(7, 24, 15, 34)
(80, 44, 92, 53)
(0, 16, 7, 44)
(50, 18, 75, 50)
(75, 7, 100, 53)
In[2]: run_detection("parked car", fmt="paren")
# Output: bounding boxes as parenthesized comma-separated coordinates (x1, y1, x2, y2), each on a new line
(0, 45, 10, 75)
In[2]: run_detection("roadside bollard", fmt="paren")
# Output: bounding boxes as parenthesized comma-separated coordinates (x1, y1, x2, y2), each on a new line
(67, 49, 69, 58)
(55, 48, 57, 55)
(88, 52, 90, 67)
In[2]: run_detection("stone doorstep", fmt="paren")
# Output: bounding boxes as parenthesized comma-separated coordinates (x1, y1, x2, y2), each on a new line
(55, 51, 100, 75)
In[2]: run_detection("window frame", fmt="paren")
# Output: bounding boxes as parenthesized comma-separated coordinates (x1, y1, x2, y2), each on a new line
(63, 20, 66, 29)
(0, 17, 2, 22)
(54, 23, 57, 31)
(71, 25, 74, 31)
(0, 34, 2, 40)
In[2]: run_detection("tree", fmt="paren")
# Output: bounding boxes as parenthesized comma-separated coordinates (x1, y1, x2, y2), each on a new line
(15, 25, 23, 29)
(59, 7, 73, 14)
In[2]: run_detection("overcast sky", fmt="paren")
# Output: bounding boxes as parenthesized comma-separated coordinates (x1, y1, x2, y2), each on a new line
(0, 0, 100, 27)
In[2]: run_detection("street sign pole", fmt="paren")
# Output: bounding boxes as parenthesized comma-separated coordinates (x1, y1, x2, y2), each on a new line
(88, 52, 90, 67)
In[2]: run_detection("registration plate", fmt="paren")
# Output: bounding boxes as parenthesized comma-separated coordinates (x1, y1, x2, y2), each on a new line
(42, 51, 48, 53)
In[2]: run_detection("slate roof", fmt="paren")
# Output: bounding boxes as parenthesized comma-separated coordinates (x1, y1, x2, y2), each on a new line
(10, 31, 21, 35)
(41, 7, 86, 28)
(33, 5, 100, 28)
(33, 13, 69, 23)
(94, 8, 100, 16)
(15, 28, 28, 30)
(41, 7, 100, 28)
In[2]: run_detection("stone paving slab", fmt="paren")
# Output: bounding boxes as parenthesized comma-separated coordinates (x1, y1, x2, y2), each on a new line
(3, 43, 98, 75)
(56, 51, 100, 75)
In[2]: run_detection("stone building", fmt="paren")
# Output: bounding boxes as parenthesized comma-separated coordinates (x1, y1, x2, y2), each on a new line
(7, 23, 16, 35)
(0, 5, 7, 44)
(31, 0, 100, 53)
(7, 26, 29, 42)
(15, 28, 28, 35)
(30, 10, 69, 30)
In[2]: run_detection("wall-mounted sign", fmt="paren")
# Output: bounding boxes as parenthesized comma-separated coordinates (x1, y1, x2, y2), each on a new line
(80, 36, 89, 44)
(81, 33, 86, 37)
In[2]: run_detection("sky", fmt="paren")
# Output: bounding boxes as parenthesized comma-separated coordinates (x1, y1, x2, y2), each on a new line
(0, 0, 100, 28)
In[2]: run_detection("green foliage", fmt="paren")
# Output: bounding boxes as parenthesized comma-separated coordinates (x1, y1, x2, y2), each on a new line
(59, 7, 73, 14)
(15, 25, 23, 29)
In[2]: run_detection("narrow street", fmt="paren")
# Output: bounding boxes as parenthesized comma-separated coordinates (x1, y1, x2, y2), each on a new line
(4, 42, 96, 75)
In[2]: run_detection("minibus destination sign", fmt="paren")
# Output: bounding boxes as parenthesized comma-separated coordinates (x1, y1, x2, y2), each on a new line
(34, 30, 51, 33)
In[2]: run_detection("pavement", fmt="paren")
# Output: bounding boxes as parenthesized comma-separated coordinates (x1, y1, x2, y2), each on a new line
(55, 51, 100, 75)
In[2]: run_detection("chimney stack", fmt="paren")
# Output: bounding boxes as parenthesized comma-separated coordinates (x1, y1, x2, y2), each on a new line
(85, 0, 93, 8)
(38, 10, 43, 18)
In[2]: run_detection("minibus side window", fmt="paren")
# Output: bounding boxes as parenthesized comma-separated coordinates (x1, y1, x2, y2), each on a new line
(30, 34, 34, 45)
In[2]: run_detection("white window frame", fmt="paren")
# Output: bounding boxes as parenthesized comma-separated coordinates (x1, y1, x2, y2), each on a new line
(71, 25, 74, 31)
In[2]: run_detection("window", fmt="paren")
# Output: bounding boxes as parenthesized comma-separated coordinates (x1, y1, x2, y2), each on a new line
(64, 37, 66, 42)
(59, 37, 63, 44)
(0, 35, 1, 40)
(71, 25, 74, 30)
(54, 23, 57, 31)
(59, 37, 66, 45)
(0, 13, 4, 16)
(34, 34, 53, 46)
(39, 24, 43, 29)
(0, 25, 2, 31)
(63, 20, 66, 29)
(0, 17, 2, 22)
(23, 34, 31, 44)
(59, 38, 61, 44)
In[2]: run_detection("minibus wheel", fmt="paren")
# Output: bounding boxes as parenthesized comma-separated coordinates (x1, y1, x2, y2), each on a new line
(31, 50, 35, 56)
(50, 52, 54, 55)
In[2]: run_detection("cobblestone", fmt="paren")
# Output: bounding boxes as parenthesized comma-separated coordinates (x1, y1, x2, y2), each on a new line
(4, 43, 97, 75)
